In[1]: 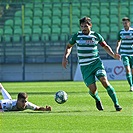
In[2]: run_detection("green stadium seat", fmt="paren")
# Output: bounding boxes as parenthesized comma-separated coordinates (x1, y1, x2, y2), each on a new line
(42, 25, 51, 34)
(34, 9, 42, 17)
(110, 32, 118, 40)
(0, 28, 3, 35)
(42, 16, 51, 26)
(33, 17, 42, 26)
(34, 3, 43, 9)
(110, 24, 119, 33)
(100, 7, 109, 15)
(120, 6, 129, 16)
(51, 25, 61, 34)
(100, 24, 109, 36)
(24, 26, 32, 42)
(61, 15, 70, 25)
(92, 24, 100, 33)
(60, 34, 69, 42)
(72, 16, 80, 26)
(5, 19, 14, 27)
(100, 15, 109, 25)
(110, 14, 118, 24)
(24, 17, 32, 26)
(52, 7, 61, 17)
(62, 4, 70, 16)
(15, 11, 22, 17)
(24, 9, 33, 18)
(71, 24, 80, 34)
(52, 16, 61, 26)
(14, 17, 22, 26)
(61, 24, 70, 34)
(4, 26, 13, 42)
(43, 8, 52, 17)
(72, 7, 80, 17)
(110, 3, 118, 15)
(81, 3, 90, 16)
(25, 3, 34, 9)
(50, 34, 59, 42)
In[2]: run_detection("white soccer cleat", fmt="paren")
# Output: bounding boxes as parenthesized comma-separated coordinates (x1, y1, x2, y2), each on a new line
(130, 86, 133, 92)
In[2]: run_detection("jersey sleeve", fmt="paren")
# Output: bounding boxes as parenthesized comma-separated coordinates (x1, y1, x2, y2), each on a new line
(96, 33, 104, 43)
(26, 102, 39, 110)
(69, 33, 77, 45)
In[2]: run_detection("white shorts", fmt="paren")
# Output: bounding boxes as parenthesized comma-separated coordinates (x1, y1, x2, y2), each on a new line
(0, 99, 12, 111)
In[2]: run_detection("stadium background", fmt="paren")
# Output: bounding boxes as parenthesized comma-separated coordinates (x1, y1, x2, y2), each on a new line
(0, 0, 132, 81)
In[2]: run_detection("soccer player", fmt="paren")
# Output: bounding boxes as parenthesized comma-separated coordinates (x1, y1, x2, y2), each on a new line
(116, 17, 133, 91)
(0, 83, 51, 111)
(62, 16, 122, 111)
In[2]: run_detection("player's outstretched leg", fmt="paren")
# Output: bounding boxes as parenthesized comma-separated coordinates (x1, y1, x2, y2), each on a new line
(0, 83, 12, 100)
(106, 85, 122, 111)
(89, 91, 104, 111)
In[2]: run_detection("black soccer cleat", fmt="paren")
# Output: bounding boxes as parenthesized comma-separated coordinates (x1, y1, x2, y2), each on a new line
(115, 105, 122, 111)
(96, 101, 104, 111)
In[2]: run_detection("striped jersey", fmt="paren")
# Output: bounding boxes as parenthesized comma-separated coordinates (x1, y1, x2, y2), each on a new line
(118, 27, 133, 56)
(69, 31, 104, 66)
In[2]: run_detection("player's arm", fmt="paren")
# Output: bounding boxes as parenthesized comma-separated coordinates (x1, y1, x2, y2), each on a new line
(100, 41, 121, 60)
(62, 44, 73, 69)
(34, 106, 51, 111)
(116, 40, 121, 54)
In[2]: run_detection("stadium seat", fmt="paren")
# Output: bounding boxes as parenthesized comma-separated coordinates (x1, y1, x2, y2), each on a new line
(24, 8, 33, 18)
(33, 17, 42, 26)
(110, 3, 118, 15)
(110, 14, 118, 24)
(5, 19, 14, 27)
(62, 4, 70, 16)
(51, 25, 61, 34)
(4, 26, 13, 43)
(52, 5, 61, 17)
(32, 25, 42, 42)
(42, 16, 51, 26)
(72, 7, 80, 17)
(25, 3, 34, 9)
(100, 15, 109, 25)
(14, 17, 22, 26)
(80, 3, 90, 16)
(33, 8, 42, 17)
(43, 8, 52, 17)
(51, 16, 61, 26)
(24, 17, 32, 26)
(42, 25, 51, 34)
(50, 34, 59, 42)
(24, 26, 32, 42)
(15, 11, 22, 17)
(61, 15, 70, 25)
(61, 24, 70, 34)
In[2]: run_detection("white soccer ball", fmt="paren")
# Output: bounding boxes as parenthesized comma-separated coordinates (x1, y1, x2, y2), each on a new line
(55, 90, 68, 104)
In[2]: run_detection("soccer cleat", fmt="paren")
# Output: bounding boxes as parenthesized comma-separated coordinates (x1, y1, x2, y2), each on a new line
(96, 101, 104, 111)
(115, 105, 122, 111)
(130, 86, 133, 92)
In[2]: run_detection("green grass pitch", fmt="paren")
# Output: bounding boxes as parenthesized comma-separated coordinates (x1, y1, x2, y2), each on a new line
(0, 81, 133, 133)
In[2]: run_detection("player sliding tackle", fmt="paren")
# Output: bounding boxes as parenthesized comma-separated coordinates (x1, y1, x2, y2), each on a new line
(62, 16, 122, 111)
(0, 83, 51, 111)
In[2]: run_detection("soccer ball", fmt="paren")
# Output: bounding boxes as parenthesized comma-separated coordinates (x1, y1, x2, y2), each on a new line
(55, 91, 68, 104)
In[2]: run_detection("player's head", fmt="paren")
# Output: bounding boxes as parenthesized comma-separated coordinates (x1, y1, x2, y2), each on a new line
(79, 16, 92, 35)
(17, 92, 28, 110)
(122, 17, 130, 30)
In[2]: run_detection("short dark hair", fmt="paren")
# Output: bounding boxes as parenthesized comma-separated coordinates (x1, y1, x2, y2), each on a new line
(79, 16, 92, 25)
(17, 92, 28, 100)
(122, 17, 130, 22)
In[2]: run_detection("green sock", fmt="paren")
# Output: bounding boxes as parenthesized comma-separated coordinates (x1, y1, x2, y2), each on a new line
(89, 91, 101, 102)
(106, 85, 119, 106)
(126, 73, 132, 87)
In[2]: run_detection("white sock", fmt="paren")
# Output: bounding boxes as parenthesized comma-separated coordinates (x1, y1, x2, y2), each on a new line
(0, 85, 12, 100)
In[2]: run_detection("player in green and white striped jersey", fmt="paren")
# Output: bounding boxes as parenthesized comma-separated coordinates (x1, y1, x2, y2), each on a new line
(62, 16, 122, 111)
(116, 17, 133, 91)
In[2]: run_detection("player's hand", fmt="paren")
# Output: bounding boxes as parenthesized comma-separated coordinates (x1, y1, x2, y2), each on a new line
(45, 106, 51, 111)
(62, 57, 68, 69)
(114, 53, 121, 60)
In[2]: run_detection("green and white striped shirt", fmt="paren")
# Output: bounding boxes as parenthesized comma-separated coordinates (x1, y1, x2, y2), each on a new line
(118, 27, 133, 56)
(69, 31, 104, 66)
